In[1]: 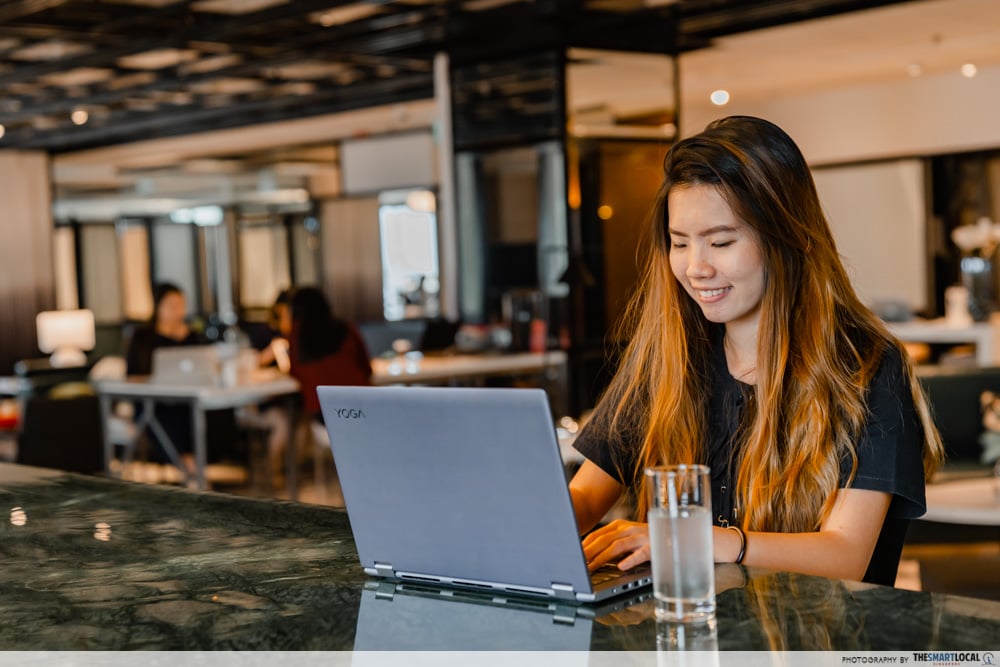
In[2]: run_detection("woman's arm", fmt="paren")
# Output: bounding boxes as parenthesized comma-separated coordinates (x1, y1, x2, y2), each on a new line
(714, 488, 891, 581)
(581, 487, 891, 581)
(568, 459, 624, 536)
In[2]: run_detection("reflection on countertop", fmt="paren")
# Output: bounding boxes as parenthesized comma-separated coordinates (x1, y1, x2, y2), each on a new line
(1, 462, 999, 650)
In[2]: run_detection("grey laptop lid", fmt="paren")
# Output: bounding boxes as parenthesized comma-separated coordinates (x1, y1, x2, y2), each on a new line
(317, 386, 594, 600)
(150, 345, 219, 386)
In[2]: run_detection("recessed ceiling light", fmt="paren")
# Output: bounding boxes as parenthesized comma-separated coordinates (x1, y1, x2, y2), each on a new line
(39, 67, 114, 87)
(710, 89, 730, 106)
(192, 0, 287, 14)
(961, 63, 978, 78)
(71, 109, 89, 125)
(118, 49, 199, 70)
(10, 40, 90, 62)
(311, 3, 382, 27)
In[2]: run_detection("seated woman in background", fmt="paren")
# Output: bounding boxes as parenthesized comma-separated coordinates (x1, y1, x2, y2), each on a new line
(570, 116, 943, 586)
(259, 286, 370, 501)
(285, 286, 372, 422)
(125, 282, 203, 476)
(126, 282, 200, 374)
(257, 288, 292, 372)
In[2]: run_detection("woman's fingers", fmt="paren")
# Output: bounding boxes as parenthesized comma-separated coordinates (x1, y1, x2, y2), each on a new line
(617, 544, 650, 570)
(581, 520, 651, 571)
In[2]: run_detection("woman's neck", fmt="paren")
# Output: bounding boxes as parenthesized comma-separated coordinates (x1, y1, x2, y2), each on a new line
(724, 321, 758, 384)
(156, 321, 188, 341)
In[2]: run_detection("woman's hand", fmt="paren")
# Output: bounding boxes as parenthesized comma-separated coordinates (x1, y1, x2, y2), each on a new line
(582, 519, 650, 572)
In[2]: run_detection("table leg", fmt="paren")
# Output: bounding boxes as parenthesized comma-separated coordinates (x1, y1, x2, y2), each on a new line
(192, 401, 207, 490)
(99, 393, 114, 476)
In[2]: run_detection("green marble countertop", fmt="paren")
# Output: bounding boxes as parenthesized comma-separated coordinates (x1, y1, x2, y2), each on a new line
(1, 463, 998, 651)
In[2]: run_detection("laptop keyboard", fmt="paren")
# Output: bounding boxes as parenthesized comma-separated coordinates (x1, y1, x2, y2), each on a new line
(590, 564, 628, 586)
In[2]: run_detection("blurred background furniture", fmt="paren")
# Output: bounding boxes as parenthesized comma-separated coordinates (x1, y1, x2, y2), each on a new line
(16, 393, 104, 474)
(94, 370, 299, 494)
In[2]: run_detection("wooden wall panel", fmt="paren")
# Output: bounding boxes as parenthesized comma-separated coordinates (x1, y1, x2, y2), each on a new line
(0, 151, 55, 374)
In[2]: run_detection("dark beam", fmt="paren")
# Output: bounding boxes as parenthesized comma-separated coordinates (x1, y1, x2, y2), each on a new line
(9, 73, 433, 152)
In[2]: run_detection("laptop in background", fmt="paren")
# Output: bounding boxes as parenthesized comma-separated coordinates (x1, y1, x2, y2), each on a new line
(317, 385, 651, 604)
(150, 345, 220, 386)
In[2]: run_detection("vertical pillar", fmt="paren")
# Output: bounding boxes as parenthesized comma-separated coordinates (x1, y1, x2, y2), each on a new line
(433, 52, 460, 322)
(0, 150, 55, 373)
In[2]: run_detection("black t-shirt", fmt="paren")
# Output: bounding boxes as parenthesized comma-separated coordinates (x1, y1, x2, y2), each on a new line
(573, 326, 928, 585)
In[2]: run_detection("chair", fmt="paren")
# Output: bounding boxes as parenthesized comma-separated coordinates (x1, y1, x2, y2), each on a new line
(17, 393, 105, 474)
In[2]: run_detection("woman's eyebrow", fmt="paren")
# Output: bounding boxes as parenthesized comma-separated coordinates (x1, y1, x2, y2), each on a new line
(667, 225, 738, 238)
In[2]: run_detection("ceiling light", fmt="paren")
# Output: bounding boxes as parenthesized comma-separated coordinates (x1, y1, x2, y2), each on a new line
(39, 67, 114, 87)
(118, 48, 199, 70)
(192, 0, 288, 14)
(10, 40, 90, 62)
(312, 3, 382, 27)
(961, 63, 978, 78)
(71, 109, 89, 125)
(710, 89, 730, 106)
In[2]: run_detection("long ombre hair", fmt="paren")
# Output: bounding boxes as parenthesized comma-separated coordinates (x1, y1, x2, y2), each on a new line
(605, 116, 943, 532)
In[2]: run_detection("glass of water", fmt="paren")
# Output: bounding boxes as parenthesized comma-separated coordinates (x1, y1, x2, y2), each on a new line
(646, 464, 715, 622)
(657, 616, 720, 667)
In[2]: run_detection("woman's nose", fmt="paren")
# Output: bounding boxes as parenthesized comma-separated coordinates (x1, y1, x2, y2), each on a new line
(686, 248, 715, 280)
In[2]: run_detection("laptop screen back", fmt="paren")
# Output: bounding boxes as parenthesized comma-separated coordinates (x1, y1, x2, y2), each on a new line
(317, 386, 593, 597)
(150, 345, 220, 386)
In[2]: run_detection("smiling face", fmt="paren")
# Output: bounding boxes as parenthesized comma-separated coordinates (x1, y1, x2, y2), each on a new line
(156, 291, 187, 329)
(667, 184, 766, 334)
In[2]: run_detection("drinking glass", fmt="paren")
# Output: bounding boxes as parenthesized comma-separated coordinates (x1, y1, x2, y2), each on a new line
(646, 464, 716, 622)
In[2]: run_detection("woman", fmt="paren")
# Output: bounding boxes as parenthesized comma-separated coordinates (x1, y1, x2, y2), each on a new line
(570, 116, 943, 585)
(285, 286, 372, 421)
(125, 282, 200, 374)
(125, 282, 203, 474)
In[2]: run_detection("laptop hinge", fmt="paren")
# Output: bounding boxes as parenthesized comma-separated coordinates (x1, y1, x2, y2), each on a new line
(553, 604, 577, 625)
(375, 581, 397, 600)
(374, 562, 395, 578)
(550, 582, 576, 601)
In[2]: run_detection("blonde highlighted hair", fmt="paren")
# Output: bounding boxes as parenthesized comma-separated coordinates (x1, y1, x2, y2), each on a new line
(602, 116, 943, 532)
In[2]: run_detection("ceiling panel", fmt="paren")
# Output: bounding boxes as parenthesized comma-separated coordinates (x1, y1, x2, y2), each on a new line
(0, 0, 925, 153)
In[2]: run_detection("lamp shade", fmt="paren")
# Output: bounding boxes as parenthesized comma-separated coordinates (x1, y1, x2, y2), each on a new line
(35, 309, 96, 367)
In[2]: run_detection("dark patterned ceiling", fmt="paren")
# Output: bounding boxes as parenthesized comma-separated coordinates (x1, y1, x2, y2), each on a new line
(0, 0, 920, 153)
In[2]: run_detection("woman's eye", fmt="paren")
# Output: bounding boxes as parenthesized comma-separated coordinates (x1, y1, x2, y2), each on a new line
(712, 240, 735, 248)
(671, 242, 687, 249)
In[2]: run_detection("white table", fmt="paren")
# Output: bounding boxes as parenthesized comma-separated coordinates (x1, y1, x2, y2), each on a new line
(924, 477, 1000, 526)
(371, 350, 567, 385)
(887, 316, 1000, 366)
(94, 370, 300, 495)
(371, 351, 569, 414)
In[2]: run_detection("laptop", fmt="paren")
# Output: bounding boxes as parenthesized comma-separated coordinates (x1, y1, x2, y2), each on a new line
(150, 345, 220, 386)
(317, 385, 651, 604)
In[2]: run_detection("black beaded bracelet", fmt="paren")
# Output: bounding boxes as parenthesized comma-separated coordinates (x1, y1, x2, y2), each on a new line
(727, 525, 747, 564)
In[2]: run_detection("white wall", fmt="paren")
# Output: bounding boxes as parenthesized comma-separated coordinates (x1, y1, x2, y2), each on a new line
(682, 64, 1000, 165)
(813, 160, 927, 310)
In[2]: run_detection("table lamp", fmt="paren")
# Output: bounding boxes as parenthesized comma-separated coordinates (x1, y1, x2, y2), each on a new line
(35, 309, 96, 368)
